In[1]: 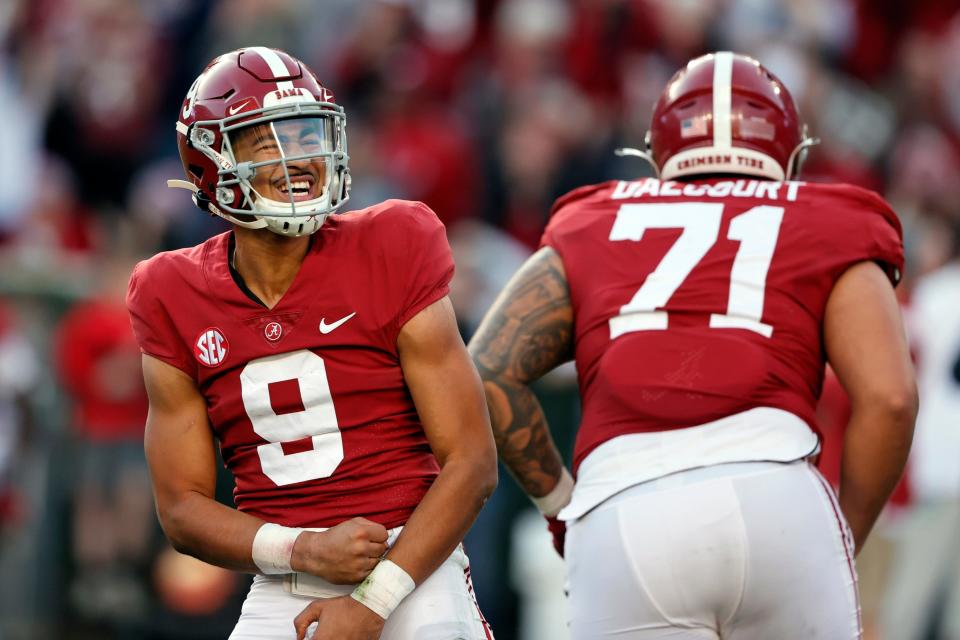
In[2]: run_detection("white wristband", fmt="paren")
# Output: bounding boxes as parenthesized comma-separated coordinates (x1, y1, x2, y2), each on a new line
(350, 559, 415, 620)
(251, 523, 304, 575)
(531, 468, 574, 517)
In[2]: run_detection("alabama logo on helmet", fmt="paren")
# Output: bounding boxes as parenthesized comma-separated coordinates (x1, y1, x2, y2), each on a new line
(195, 327, 229, 367)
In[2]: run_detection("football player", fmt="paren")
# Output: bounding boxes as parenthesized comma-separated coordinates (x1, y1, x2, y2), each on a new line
(469, 52, 917, 639)
(127, 48, 496, 640)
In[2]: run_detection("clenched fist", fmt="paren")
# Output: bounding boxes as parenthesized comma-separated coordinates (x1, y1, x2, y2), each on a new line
(291, 518, 388, 584)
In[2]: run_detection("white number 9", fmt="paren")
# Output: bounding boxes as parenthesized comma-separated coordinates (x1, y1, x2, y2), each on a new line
(240, 350, 344, 486)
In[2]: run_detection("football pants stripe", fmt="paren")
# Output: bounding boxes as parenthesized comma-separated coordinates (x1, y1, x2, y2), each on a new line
(812, 468, 863, 635)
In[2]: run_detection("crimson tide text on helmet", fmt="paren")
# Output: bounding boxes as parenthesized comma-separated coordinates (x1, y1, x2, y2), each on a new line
(618, 51, 818, 182)
(169, 47, 350, 237)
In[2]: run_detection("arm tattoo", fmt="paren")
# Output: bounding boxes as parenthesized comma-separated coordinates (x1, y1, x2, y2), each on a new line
(468, 247, 573, 498)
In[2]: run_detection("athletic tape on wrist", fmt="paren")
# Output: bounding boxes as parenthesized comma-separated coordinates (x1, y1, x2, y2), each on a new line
(531, 468, 574, 517)
(350, 559, 415, 620)
(251, 522, 304, 575)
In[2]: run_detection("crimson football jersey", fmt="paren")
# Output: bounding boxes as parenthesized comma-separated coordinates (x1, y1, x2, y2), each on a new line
(127, 200, 452, 528)
(541, 178, 904, 471)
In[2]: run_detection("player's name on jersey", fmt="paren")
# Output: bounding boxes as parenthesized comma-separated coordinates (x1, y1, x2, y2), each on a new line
(611, 178, 804, 202)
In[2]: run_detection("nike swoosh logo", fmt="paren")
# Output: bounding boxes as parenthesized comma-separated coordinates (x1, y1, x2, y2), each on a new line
(319, 312, 357, 334)
(227, 99, 255, 116)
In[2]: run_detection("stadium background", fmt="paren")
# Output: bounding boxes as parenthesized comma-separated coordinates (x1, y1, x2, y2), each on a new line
(0, 0, 958, 638)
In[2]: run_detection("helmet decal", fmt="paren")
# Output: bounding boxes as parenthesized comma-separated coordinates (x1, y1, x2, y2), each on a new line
(712, 51, 733, 150)
(245, 46, 296, 88)
(181, 75, 202, 121)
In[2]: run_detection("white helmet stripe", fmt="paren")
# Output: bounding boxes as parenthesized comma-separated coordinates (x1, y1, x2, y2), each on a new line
(712, 51, 733, 149)
(248, 46, 294, 92)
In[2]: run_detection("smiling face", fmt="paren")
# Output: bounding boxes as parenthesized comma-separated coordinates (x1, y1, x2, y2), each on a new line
(230, 118, 331, 204)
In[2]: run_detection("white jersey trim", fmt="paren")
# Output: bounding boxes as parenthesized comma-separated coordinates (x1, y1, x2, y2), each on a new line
(560, 407, 820, 521)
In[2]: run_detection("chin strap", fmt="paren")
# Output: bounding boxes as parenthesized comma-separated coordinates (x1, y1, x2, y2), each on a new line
(168, 178, 268, 230)
(615, 146, 661, 177)
(219, 210, 269, 230)
(167, 179, 199, 193)
(786, 136, 821, 180)
(168, 178, 208, 213)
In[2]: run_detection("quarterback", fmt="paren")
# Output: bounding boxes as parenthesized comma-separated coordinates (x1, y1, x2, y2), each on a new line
(127, 48, 496, 640)
(470, 52, 916, 639)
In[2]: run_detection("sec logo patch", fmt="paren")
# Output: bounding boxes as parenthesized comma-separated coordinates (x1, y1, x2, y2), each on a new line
(195, 327, 229, 367)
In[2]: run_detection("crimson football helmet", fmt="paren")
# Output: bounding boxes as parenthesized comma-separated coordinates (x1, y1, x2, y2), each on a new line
(169, 47, 350, 237)
(619, 52, 817, 181)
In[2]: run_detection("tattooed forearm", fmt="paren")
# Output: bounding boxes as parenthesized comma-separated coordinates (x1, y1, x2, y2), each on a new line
(481, 376, 563, 497)
(468, 247, 573, 498)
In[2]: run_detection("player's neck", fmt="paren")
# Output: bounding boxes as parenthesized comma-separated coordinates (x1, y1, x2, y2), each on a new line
(231, 227, 311, 309)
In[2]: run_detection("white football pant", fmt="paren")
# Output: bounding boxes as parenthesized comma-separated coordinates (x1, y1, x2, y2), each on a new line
(229, 544, 493, 639)
(565, 461, 861, 639)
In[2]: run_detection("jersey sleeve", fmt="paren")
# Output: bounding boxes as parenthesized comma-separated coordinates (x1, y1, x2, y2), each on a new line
(824, 187, 905, 286)
(126, 260, 197, 378)
(862, 206, 904, 286)
(540, 182, 611, 253)
(539, 207, 566, 253)
(387, 201, 455, 335)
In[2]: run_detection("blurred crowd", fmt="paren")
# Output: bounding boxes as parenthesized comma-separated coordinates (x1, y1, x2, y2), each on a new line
(0, 0, 958, 638)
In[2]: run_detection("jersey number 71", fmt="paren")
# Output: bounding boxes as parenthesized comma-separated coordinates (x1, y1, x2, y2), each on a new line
(609, 202, 785, 339)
